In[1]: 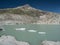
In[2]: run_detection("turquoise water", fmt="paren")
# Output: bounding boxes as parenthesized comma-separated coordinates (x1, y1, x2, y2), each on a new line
(0, 24, 60, 45)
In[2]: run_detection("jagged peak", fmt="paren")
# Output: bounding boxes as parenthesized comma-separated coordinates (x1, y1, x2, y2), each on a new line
(22, 4, 31, 7)
(0, 4, 35, 10)
(15, 4, 32, 9)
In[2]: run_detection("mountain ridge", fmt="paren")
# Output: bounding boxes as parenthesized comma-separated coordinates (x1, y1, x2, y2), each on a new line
(0, 4, 60, 24)
(0, 4, 59, 14)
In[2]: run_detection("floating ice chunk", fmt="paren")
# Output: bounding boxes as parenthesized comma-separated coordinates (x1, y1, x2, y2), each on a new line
(28, 30, 37, 32)
(16, 41, 30, 45)
(38, 32, 46, 34)
(42, 40, 60, 45)
(16, 28, 26, 31)
(0, 35, 30, 45)
(56, 41, 60, 45)
(42, 40, 55, 45)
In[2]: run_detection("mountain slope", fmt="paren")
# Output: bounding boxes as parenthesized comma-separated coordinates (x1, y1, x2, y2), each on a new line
(0, 4, 60, 24)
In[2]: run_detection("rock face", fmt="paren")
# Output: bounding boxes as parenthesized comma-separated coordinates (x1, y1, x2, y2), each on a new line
(0, 4, 60, 24)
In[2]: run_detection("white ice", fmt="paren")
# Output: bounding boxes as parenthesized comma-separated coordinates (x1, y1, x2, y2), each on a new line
(38, 32, 46, 34)
(16, 28, 26, 31)
(27, 30, 37, 32)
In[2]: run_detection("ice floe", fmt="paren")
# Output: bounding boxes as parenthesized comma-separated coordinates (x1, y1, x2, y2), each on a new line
(38, 32, 46, 34)
(27, 30, 37, 32)
(0, 35, 30, 45)
(16, 28, 26, 31)
(42, 40, 60, 45)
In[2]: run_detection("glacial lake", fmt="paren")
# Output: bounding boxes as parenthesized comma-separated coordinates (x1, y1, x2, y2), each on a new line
(0, 24, 60, 45)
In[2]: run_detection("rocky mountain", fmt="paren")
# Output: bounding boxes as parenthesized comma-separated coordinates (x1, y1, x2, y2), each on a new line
(0, 4, 60, 24)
